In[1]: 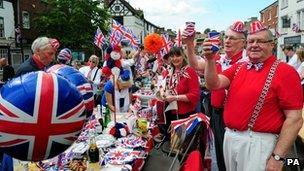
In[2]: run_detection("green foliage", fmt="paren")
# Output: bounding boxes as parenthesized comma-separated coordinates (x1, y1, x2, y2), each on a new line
(33, 0, 111, 53)
(203, 28, 211, 34)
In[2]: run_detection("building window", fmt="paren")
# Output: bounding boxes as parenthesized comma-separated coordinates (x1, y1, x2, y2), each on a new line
(281, 0, 288, 9)
(114, 5, 120, 12)
(0, 17, 4, 38)
(0, 49, 8, 59)
(0, 0, 3, 8)
(268, 11, 271, 20)
(22, 11, 30, 29)
(281, 16, 290, 28)
(297, 10, 304, 31)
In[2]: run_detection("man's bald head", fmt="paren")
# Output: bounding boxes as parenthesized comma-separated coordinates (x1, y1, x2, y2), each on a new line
(0, 58, 7, 67)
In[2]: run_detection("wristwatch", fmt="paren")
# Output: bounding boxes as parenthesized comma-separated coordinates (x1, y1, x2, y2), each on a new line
(272, 153, 285, 162)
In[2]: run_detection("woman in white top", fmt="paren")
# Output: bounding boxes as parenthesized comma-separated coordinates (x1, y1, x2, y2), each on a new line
(296, 47, 304, 85)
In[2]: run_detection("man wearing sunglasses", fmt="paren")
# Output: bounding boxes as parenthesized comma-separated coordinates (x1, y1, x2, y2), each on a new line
(15, 37, 59, 77)
(203, 20, 303, 171)
(183, 21, 248, 171)
(79, 55, 102, 105)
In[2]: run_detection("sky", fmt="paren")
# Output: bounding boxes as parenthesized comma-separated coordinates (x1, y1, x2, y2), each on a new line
(127, 0, 276, 32)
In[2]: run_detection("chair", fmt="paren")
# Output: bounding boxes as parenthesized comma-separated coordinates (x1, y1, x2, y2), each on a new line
(142, 113, 209, 171)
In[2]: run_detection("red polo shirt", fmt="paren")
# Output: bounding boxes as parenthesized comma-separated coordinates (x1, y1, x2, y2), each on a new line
(175, 66, 200, 115)
(211, 51, 243, 108)
(222, 56, 303, 134)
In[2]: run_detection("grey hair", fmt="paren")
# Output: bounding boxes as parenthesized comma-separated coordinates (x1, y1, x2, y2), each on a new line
(265, 30, 275, 41)
(31, 37, 51, 53)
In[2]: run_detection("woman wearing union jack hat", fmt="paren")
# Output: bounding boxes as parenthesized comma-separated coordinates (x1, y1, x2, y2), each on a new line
(15, 36, 60, 77)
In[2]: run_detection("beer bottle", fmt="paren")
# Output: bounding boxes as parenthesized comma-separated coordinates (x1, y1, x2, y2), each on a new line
(88, 130, 99, 163)
(104, 104, 111, 128)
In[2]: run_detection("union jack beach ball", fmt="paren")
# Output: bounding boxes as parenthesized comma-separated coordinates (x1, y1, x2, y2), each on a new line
(47, 64, 94, 117)
(0, 71, 86, 161)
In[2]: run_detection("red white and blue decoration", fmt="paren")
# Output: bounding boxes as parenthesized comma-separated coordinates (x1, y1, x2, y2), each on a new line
(94, 27, 106, 49)
(208, 31, 220, 53)
(0, 71, 86, 161)
(102, 45, 122, 77)
(105, 122, 130, 139)
(47, 65, 94, 118)
(171, 113, 209, 136)
(249, 20, 267, 34)
(230, 21, 246, 33)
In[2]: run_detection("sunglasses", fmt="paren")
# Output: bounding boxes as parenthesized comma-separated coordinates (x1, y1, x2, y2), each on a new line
(89, 60, 96, 64)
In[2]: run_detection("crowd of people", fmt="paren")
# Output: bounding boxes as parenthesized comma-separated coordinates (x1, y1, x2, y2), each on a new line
(0, 19, 303, 171)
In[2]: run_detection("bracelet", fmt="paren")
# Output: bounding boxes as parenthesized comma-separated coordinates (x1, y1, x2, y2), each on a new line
(176, 95, 179, 101)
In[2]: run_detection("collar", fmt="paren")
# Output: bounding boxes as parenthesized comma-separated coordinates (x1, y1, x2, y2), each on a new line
(32, 54, 46, 69)
(227, 50, 243, 64)
(247, 55, 276, 70)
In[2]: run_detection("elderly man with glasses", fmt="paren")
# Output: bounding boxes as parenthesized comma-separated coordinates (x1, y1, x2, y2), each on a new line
(183, 21, 248, 171)
(203, 20, 303, 171)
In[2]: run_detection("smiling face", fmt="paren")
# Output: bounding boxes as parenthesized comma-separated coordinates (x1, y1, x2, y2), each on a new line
(246, 30, 274, 62)
(223, 29, 246, 56)
(168, 47, 187, 70)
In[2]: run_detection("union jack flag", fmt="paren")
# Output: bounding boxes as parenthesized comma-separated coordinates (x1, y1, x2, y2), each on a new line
(94, 27, 106, 49)
(47, 65, 94, 115)
(208, 32, 220, 52)
(110, 20, 127, 46)
(123, 28, 140, 50)
(160, 34, 173, 57)
(171, 113, 209, 136)
(174, 29, 182, 47)
(0, 71, 86, 161)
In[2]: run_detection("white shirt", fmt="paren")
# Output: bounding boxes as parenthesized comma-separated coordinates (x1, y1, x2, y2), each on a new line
(79, 66, 101, 95)
(288, 54, 301, 70)
(297, 62, 304, 85)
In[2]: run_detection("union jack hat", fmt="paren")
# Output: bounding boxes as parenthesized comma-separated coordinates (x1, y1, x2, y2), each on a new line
(249, 20, 267, 34)
(57, 48, 72, 62)
(230, 21, 246, 33)
(49, 38, 60, 50)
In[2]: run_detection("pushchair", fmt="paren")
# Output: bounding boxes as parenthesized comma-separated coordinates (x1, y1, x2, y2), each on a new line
(142, 113, 209, 171)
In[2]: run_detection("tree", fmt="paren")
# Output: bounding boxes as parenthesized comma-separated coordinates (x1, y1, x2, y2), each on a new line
(203, 28, 211, 34)
(33, 0, 110, 53)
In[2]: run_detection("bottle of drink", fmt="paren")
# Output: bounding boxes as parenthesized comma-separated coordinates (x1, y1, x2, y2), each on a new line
(88, 133, 99, 163)
(96, 105, 103, 133)
(104, 104, 111, 128)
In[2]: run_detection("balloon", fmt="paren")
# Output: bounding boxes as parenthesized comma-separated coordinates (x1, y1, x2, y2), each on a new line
(0, 71, 86, 161)
(47, 64, 94, 117)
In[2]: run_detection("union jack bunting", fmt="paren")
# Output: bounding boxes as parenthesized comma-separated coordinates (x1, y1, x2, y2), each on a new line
(175, 29, 182, 47)
(94, 27, 106, 49)
(0, 71, 86, 161)
(47, 65, 94, 117)
(160, 34, 173, 57)
(123, 28, 140, 50)
(170, 113, 210, 136)
(292, 23, 300, 33)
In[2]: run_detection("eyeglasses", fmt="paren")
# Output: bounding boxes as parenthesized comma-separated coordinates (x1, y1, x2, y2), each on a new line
(247, 39, 273, 45)
(89, 60, 96, 64)
(224, 36, 245, 41)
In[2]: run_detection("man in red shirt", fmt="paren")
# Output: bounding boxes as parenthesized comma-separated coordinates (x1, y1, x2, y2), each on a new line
(184, 21, 247, 171)
(203, 20, 303, 171)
